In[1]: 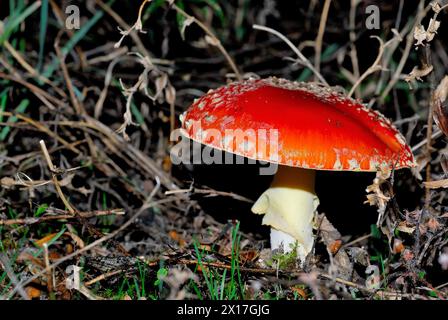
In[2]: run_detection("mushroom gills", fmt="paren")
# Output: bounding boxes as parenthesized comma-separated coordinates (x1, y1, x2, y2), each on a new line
(251, 166, 319, 263)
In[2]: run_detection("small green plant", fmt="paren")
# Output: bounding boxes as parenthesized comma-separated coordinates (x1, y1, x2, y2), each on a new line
(191, 221, 245, 300)
(154, 266, 168, 288)
(34, 203, 48, 218)
(265, 242, 299, 270)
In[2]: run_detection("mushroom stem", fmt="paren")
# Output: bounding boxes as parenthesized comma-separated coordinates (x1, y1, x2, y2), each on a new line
(251, 166, 319, 263)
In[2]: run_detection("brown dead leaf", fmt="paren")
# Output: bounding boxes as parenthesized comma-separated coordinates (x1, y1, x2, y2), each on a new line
(393, 239, 405, 254)
(240, 250, 259, 263)
(34, 233, 59, 248)
(397, 221, 416, 234)
(318, 214, 353, 280)
(25, 286, 41, 299)
(413, 24, 427, 46)
(413, 15, 441, 47)
(427, 217, 441, 232)
(291, 286, 307, 299)
(168, 230, 186, 247)
(48, 251, 61, 260)
(365, 169, 392, 222)
(328, 240, 342, 255)
(0, 177, 16, 188)
(434, 75, 448, 137)
(426, 18, 441, 42)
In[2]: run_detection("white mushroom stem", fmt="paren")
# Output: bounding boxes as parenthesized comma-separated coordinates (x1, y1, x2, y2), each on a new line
(251, 166, 319, 263)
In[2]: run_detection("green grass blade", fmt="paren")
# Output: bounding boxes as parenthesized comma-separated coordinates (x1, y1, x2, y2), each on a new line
(219, 268, 227, 300)
(131, 102, 145, 125)
(0, 99, 29, 141)
(0, 89, 9, 123)
(37, 0, 49, 71)
(0, 1, 41, 45)
(193, 239, 217, 299)
(9, 0, 15, 16)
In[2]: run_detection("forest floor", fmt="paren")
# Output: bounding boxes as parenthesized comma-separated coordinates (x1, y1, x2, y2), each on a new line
(0, 0, 447, 300)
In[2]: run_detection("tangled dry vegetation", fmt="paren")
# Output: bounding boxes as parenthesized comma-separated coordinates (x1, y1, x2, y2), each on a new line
(0, 0, 447, 300)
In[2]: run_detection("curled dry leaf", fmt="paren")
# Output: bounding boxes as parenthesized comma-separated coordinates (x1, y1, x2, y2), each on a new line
(413, 24, 427, 46)
(405, 64, 433, 83)
(434, 75, 448, 137)
(426, 18, 441, 42)
(365, 265, 381, 290)
(396, 221, 416, 234)
(413, 16, 440, 47)
(365, 167, 392, 222)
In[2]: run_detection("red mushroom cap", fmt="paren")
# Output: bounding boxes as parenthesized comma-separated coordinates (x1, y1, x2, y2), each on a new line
(180, 77, 415, 172)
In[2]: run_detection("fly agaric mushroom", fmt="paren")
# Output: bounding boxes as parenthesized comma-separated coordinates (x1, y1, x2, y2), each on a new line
(179, 77, 415, 262)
